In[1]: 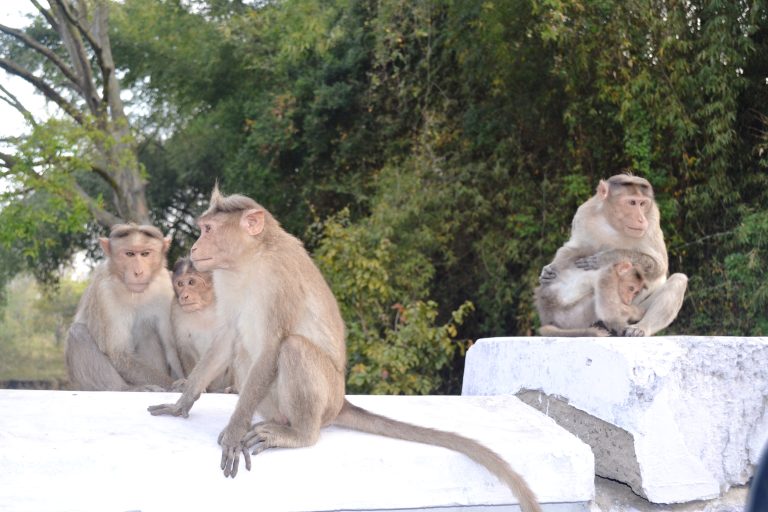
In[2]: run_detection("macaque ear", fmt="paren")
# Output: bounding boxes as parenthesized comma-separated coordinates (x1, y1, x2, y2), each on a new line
(163, 236, 172, 254)
(241, 209, 265, 236)
(597, 180, 610, 200)
(615, 261, 633, 275)
(99, 237, 111, 256)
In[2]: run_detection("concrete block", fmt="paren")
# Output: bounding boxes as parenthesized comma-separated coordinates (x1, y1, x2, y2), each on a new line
(0, 390, 595, 511)
(461, 337, 768, 504)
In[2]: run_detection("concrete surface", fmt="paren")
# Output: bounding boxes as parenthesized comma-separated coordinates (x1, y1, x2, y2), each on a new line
(462, 336, 768, 504)
(0, 390, 595, 512)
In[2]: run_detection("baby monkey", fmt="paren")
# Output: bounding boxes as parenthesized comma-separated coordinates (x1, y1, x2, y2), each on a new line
(171, 257, 234, 392)
(593, 260, 646, 335)
(537, 259, 647, 337)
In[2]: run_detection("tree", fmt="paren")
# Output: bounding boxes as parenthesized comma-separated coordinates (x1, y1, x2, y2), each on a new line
(0, 0, 150, 232)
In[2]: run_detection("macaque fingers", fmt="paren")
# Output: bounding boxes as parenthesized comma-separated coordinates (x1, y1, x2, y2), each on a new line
(147, 401, 190, 418)
(219, 442, 251, 478)
(539, 264, 557, 283)
(575, 255, 600, 270)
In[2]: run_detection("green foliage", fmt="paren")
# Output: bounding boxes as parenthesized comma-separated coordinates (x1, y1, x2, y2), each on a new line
(3, 0, 768, 391)
(0, 275, 85, 383)
(315, 207, 473, 394)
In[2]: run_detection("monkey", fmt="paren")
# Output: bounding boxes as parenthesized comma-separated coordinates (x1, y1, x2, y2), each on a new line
(149, 186, 541, 512)
(537, 259, 646, 337)
(65, 223, 184, 391)
(536, 173, 688, 336)
(171, 257, 234, 393)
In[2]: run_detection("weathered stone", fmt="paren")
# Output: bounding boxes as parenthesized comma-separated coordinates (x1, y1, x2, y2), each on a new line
(0, 390, 595, 511)
(462, 337, 768, 504)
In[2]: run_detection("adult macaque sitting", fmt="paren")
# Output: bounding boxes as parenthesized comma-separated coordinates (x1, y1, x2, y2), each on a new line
(65, 224, 183, 391)
(149, 186, 541, 512)
(171, 257, 234, 393)
(535, 173, 687, 336)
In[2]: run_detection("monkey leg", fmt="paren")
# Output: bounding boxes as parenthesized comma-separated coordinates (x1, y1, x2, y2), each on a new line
(242, 335, 343, 455)
(633, 273, 688, 336)
(65, 323, 130, 391)
(539, 324, 611, 337)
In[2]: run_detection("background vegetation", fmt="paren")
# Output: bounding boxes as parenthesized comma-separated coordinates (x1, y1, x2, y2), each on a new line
(1, 0, 766, 393)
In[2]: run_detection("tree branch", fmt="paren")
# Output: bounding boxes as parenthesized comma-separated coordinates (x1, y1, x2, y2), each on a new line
(30, 0, 59, 32)
(0, 22, 84, 98)
(71, 181, 122, 227)
(0, 83, 37, 126)
(0, 151, 19, 169)
(49, 0, 101, 117)
(0, 58, 85, 125)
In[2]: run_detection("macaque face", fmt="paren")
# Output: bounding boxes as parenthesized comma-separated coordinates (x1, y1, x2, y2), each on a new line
(609, 192, 651, 239)
(618, 277, 643, 305)
(109, 234, 167, 293)
(174, 271, 214, 313)
(191, 214, 238, 272)
(615, 262, 645, 305)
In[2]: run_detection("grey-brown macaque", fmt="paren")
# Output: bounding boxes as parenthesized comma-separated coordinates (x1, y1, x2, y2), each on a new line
(65, 224, 183, 391)
(537, 259, 646, 337)
(171, 257, 234, 393)
(149, 186, 540, 512)
(536, 174, 688, 336)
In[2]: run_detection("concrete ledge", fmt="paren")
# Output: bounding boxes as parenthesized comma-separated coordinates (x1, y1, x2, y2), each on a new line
(461, 336, 768, 504)
(0, 390, 594, 512)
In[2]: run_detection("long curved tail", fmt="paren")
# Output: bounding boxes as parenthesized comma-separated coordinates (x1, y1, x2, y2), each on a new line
(334, 399, 542, 512)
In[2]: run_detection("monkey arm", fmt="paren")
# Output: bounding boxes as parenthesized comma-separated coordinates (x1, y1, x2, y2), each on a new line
(575, 249, 662, 279)
(539, 245, 592, 284)
(148, 325, 235, 418)
(218, 341, 281, 478)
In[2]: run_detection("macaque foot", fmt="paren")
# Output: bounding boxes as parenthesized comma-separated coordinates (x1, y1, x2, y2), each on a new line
(590, 321, 613, 337)
(218, 425, 251, 478)
(242, 421, 286, 456)
(621, 326, 645, 337)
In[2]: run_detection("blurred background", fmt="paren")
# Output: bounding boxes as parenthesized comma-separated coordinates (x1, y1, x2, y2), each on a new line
(0, 0, 766, 393)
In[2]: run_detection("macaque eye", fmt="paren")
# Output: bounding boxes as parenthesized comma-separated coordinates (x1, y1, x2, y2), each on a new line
(176, 281, 184, 288)
(125, 251, 135, 257)
(203, 224, 212, 233)
(141, 251, 151, 257)
(188, 278, 196, 286)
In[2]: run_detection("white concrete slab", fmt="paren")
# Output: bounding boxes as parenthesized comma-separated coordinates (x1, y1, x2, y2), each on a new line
(0, 390, 594, 512)
(461, 336, 768, 504)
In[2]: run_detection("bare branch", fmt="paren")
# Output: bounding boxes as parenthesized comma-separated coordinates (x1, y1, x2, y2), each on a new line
(0, 83, 37, 126)
(30, 0, 59, 32)
(49, 0, 100, 116)
(71, 181, 122, 227)
(0, 58, 85, 125)
(0, 22, 84, 97)
(0, 151, 19, 169)
(52, 0, 103, 55)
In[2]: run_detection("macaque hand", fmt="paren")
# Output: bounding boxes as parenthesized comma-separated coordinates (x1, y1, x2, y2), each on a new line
(539, 264, 557, 283)
(575, 255, 601, 271)
(147, 394, 195, 418)
(218, 424, 251, 478)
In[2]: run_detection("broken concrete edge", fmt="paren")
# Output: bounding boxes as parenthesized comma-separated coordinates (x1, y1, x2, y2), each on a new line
(461, 337, 768, 505)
